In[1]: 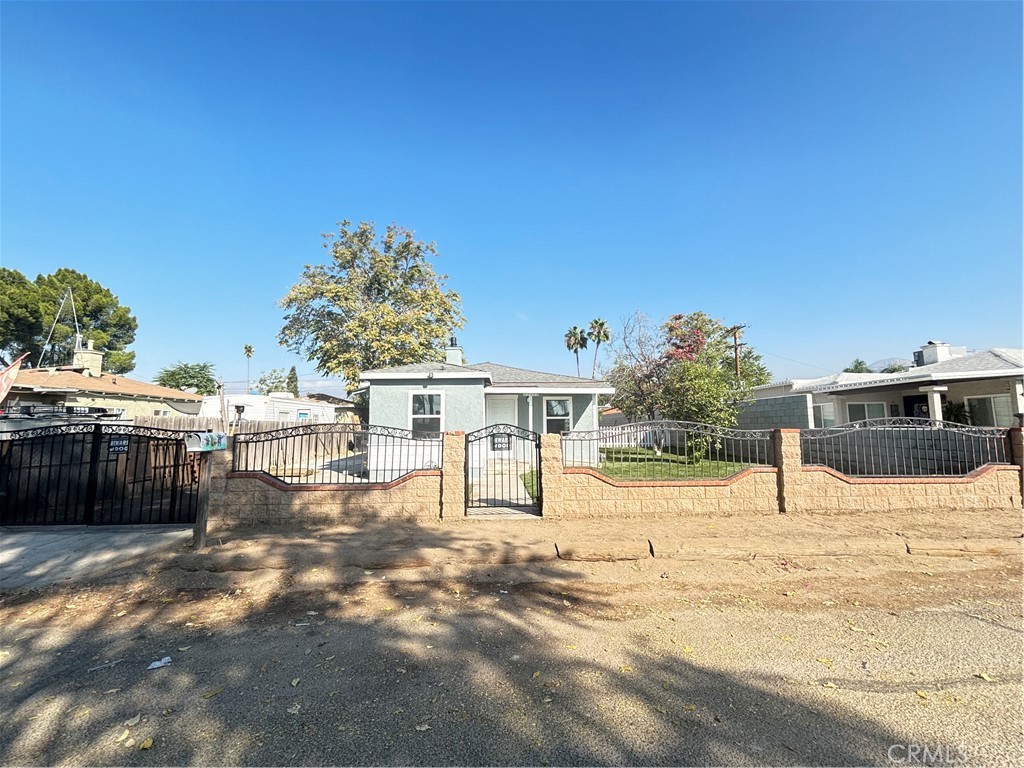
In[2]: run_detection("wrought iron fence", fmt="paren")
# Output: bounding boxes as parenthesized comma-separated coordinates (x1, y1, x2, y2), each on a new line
(1, 404, 127, 419)
(232, 424, 442, 485)
(800, 418, 1010, 477)
(561, 420, 774, 481)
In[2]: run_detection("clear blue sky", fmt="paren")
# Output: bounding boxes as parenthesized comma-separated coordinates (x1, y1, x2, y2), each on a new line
(2, 1, 1020, 395)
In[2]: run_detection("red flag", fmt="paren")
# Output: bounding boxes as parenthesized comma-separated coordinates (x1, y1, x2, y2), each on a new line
(0, 353, 30, 405)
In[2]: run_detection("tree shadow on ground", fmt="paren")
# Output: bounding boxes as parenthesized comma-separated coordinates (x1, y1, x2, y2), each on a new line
(0, 516, 929, 767)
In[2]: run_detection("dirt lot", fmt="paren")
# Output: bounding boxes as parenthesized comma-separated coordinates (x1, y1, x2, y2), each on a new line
(1, 511, 1022, 766)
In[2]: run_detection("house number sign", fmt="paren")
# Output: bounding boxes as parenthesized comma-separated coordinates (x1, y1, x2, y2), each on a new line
(108, 436, 130, 454)
(490, 434, 511, 451)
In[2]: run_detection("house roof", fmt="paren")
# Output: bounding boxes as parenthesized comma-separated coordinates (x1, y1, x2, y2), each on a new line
(815, 348, 1024, 394)
(359, 361, 492, 382)
(471, 362, 608, 388)
(10, 368, 204, 403)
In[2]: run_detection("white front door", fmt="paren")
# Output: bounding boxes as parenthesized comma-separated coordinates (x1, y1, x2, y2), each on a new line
(486, 396, 517, 427)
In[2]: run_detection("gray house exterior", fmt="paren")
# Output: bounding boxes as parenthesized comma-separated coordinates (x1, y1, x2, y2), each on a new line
(356, 340, 613, 479)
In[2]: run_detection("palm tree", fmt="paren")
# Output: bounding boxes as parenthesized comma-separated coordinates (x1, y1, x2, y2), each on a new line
(587, 318, 610, 379)
(564, 326, 588, 377)
(243, 344, 254, 392)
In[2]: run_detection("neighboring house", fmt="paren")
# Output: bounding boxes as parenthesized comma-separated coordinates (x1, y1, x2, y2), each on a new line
(198, 392, 338, 425)
(739, 341, 1024, 429)
(305, 392, 366, 425)
(357, 338, 614, 436)
(2, 340, 203, 425)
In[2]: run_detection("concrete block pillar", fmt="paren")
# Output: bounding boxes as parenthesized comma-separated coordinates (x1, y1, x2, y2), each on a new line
(772, 429, 801, 514)
(441, 432, 466, 521)
(539, 433, 564, 518)
(1008, 428, 1024, 507)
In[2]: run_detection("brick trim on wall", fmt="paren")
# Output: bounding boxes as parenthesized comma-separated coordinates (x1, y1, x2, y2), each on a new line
(225, 469, 442, 493)
(562, 466, 778, 488)
(799, 464, 1020, 485)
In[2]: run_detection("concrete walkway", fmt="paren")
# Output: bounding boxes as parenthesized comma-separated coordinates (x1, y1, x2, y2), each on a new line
(0, 526, 193, 590)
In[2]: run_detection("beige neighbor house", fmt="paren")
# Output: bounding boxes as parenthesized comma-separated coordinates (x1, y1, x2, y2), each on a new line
(2, 341, 203, 423)
(738, 341, 1024, 430)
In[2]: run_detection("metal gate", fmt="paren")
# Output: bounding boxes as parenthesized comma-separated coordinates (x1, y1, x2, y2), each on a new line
(0, 423, 201, 526)
(465, 424, 541, 514)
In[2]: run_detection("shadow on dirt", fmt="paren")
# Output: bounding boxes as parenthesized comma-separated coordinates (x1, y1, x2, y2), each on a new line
(0, 516, 915, 766)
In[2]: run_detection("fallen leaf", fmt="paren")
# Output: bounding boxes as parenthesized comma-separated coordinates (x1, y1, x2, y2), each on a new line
(531, 671, 541, 679)
(287, 704, 301, 714)
(682, 703, 698, 711)
(124, 714, 141, 727)
(115, 729, 130, 743)
(114, 611, 127, 617)
(177, 646, 191, 652)
(976, 673, 995, 682)
(779, 635, 793, 642)
(822, 682, 837, 689)
(104, 689, 120, 695)
(139, 738, 153, 750)
(72, 708, 90, 718)
(415, 724, 431, 732)
(682, 647, 694, 654)
(817, 658, 834, 667)
(202, 687, 224, 699)
(124, 738, 136, 749)
(542, 697, 552, 703)
(619, 665, 632, 673)
(915, 690, 928, 699)
(565, 644, 577, 650)
(259, 663, 268, 674)
(291, 678, 300, 687)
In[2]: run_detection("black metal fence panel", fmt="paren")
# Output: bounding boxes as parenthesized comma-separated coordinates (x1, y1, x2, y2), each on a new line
(0, 424, 200, 526)
(465, 424, 541, 511)
(800, 418, 1010, 477)
(562, 420, 774, 481)
(232, 424, 442, 485)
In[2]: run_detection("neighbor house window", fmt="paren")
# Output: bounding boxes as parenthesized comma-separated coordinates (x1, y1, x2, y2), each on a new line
(410, 392, 443, 437)
(297, 411, 310, 421)
(847, 402, 886, 422)
(813, 403, 836, 428)
(544, 398, 572, 434)
(153, 409, 170, 417)
(965, 395, 1013, 427)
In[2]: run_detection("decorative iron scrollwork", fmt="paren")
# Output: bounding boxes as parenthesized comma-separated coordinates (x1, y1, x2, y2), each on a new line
(802, 418, 1008, 440)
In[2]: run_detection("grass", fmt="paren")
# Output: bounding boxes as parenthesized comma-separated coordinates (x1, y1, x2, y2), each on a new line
(595, 447, 752, 480)
(520, 470, 539, 502)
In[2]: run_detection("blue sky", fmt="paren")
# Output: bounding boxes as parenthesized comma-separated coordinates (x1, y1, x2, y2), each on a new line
(2, 1, 1020, 395)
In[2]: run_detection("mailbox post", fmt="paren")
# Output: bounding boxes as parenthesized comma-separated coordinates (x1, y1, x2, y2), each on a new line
(185, 430, 228, 551)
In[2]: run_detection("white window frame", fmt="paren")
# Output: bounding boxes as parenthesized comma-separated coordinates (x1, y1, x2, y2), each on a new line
(408, 390, 444, 436)
(543, 396, 573, 434)
(847, 401, 887, 422)
(813, 403, 836, 428)
(964, 394, 1013, 427)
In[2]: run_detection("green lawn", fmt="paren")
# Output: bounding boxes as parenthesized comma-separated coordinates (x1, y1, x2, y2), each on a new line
(595, 447, 752, 480)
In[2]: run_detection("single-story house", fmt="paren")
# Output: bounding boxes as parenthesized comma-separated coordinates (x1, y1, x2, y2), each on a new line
(357, 338, 613, 436)
(739, 341, 1024, 429)
(198, 392, 340, 425)
(355, 338, 614, 479)
(2, 340, 203, 427)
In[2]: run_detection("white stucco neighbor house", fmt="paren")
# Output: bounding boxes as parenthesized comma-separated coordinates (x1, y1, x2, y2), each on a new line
(738, 341, 1024, 429)
(198, 392, 339, 425)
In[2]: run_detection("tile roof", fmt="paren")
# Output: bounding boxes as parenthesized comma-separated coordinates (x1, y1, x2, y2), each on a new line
(12, 368, 204, 402)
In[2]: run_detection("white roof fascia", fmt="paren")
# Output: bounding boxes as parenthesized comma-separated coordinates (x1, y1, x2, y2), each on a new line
(817, 369, 1023, 393)
(485, 386, 616, 395)
(360, 371, 492, 382)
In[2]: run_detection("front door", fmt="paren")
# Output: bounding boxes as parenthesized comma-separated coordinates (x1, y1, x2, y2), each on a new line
(486, 396, 517, 428)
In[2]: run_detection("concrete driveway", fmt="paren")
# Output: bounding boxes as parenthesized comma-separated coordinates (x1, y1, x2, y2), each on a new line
(0, 526, 193, 591)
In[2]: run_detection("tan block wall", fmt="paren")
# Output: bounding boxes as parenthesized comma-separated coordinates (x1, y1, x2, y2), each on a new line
(541, 433, 779, 519)
(208, 440, 441, 525)
(441, 432, 467, 522)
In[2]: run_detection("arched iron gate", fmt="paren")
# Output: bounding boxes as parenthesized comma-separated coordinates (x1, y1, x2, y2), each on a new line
(465, 424, 541, 514)
(0, 423, 200, 526)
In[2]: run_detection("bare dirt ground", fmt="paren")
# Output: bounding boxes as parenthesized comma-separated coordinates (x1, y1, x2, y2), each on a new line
(1, 510, 1022, 766)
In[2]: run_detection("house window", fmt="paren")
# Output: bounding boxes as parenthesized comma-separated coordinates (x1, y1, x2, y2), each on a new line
(297, 411, 310, 421)
(544, 397, 572, 434)
(153, 409, 170, 417)
(965, 395, 1013, 427)
(813, 403, 836, 428)
(410, 392, 443, 437)
(847, 402, 886, 422)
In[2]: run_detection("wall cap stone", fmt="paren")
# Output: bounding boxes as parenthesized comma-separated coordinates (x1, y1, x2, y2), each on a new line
(562, 465, 777, 487)
(226, 469, 441, 492)
(799, 464, 1020, 485)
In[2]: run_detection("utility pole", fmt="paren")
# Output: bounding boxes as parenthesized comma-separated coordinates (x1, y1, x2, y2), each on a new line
(726, 325, 747, 379)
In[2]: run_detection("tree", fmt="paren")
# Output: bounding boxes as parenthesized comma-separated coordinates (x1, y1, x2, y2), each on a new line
(608, 310, 771, 430)
(587, 318, 611, 379)
(0, 269, 43, 366)
(279, 220, 465, 389)
(843, 359, 873, 373)
(254, 368, 289, 395)
(243, 345, 254, 391)
(880, 362, 908, 373)
(0, 268, 138, 373)
(286, 365, 300, 397)
(154, 362, 218, 395)
(564, 326, 588, 377)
